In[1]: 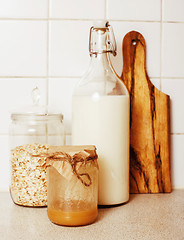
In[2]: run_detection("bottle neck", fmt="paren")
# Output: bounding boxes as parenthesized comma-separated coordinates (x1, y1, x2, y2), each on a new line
(89, 52, 111, 73)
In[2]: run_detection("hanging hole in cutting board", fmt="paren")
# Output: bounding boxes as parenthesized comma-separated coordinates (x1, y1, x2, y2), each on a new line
(132, 39, 137, 46)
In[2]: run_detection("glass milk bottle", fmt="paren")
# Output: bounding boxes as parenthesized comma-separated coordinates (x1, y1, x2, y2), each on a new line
(72, 22, 130, 205)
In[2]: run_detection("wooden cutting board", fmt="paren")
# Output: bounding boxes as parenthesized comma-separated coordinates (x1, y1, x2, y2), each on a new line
(121, 31, 171, 193)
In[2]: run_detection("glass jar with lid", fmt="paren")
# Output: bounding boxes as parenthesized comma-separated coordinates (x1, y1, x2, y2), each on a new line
(9, 87, 65, 207)
(46, 145, 98, 226)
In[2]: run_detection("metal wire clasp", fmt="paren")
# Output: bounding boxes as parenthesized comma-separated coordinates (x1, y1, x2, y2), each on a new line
(89, 21, 117, 56)
(105, 22, 117, 56)
(89, 26, 95, 56)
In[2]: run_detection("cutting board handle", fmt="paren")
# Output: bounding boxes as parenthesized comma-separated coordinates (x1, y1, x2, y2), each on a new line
(122, 31, 154, 90)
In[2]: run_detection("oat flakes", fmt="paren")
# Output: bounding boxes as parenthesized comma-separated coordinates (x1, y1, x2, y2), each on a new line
(10, 143, 49, 207)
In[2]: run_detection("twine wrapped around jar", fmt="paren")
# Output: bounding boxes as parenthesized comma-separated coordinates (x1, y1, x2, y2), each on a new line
(32, 145, 98, 187)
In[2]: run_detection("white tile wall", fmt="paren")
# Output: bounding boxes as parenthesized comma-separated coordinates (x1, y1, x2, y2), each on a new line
(110, 22, 160, 77)
(0, 78, 47, 134)
(162, 23, 184, 78)
(0, 136, 9, 191)
(162, 79, 184, 134)
(163, 0, 184, 22)
(48, 77, 78, 134)
(49, 20, 92, 76)
(171, 135, 184, 189)
(0, 21, 47, 76)
(107, 0, 161, 21)
(65, 134, 71, 145)
(0, 0, 183, 190)
(0, 0, 48, 18)
(150, 78, 160, 90)
(50, 0, 105, 19)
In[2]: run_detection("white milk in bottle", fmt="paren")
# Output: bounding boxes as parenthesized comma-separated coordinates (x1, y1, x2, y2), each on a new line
(72, 22, 129, 205)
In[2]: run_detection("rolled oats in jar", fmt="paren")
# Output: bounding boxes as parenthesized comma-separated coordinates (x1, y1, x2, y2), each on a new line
(9, 111, 64, 207)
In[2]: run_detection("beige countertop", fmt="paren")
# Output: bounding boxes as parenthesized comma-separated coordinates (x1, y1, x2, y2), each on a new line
(1, 190, 184, 240)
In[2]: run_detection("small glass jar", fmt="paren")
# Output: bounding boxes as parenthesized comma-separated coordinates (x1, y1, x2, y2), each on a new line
(9, 113, 64, 207)
(46, 145, 98, 226)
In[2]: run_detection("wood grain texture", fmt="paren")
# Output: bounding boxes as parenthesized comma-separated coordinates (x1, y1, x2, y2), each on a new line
(121, 31, 171, 193)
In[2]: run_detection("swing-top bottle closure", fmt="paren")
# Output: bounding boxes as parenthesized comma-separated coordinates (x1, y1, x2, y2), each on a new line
(89, 22, 117, 57)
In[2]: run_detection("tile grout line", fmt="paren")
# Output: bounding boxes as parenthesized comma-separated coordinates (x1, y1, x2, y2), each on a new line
(1, 133, 184, 136)
(0, 17, 183, 23)
(0, 76, 183, 79)
(46, 0, 50, 106)
(160, 0, 163, 90)
(170, 133, 184, 135)
(0, 18, 48, 21)
(42, 76, 81, 79)
(163, 20, 184, 23)
(104, 0, 107, 20)
(0, 76, 48, 78)
(160, 77, 184, 79)
(0, 76, 81, 79)
(0, 76, 81, 78)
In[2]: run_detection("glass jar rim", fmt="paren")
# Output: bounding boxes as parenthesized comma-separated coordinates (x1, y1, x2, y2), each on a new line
(11, 113, 63, 121)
